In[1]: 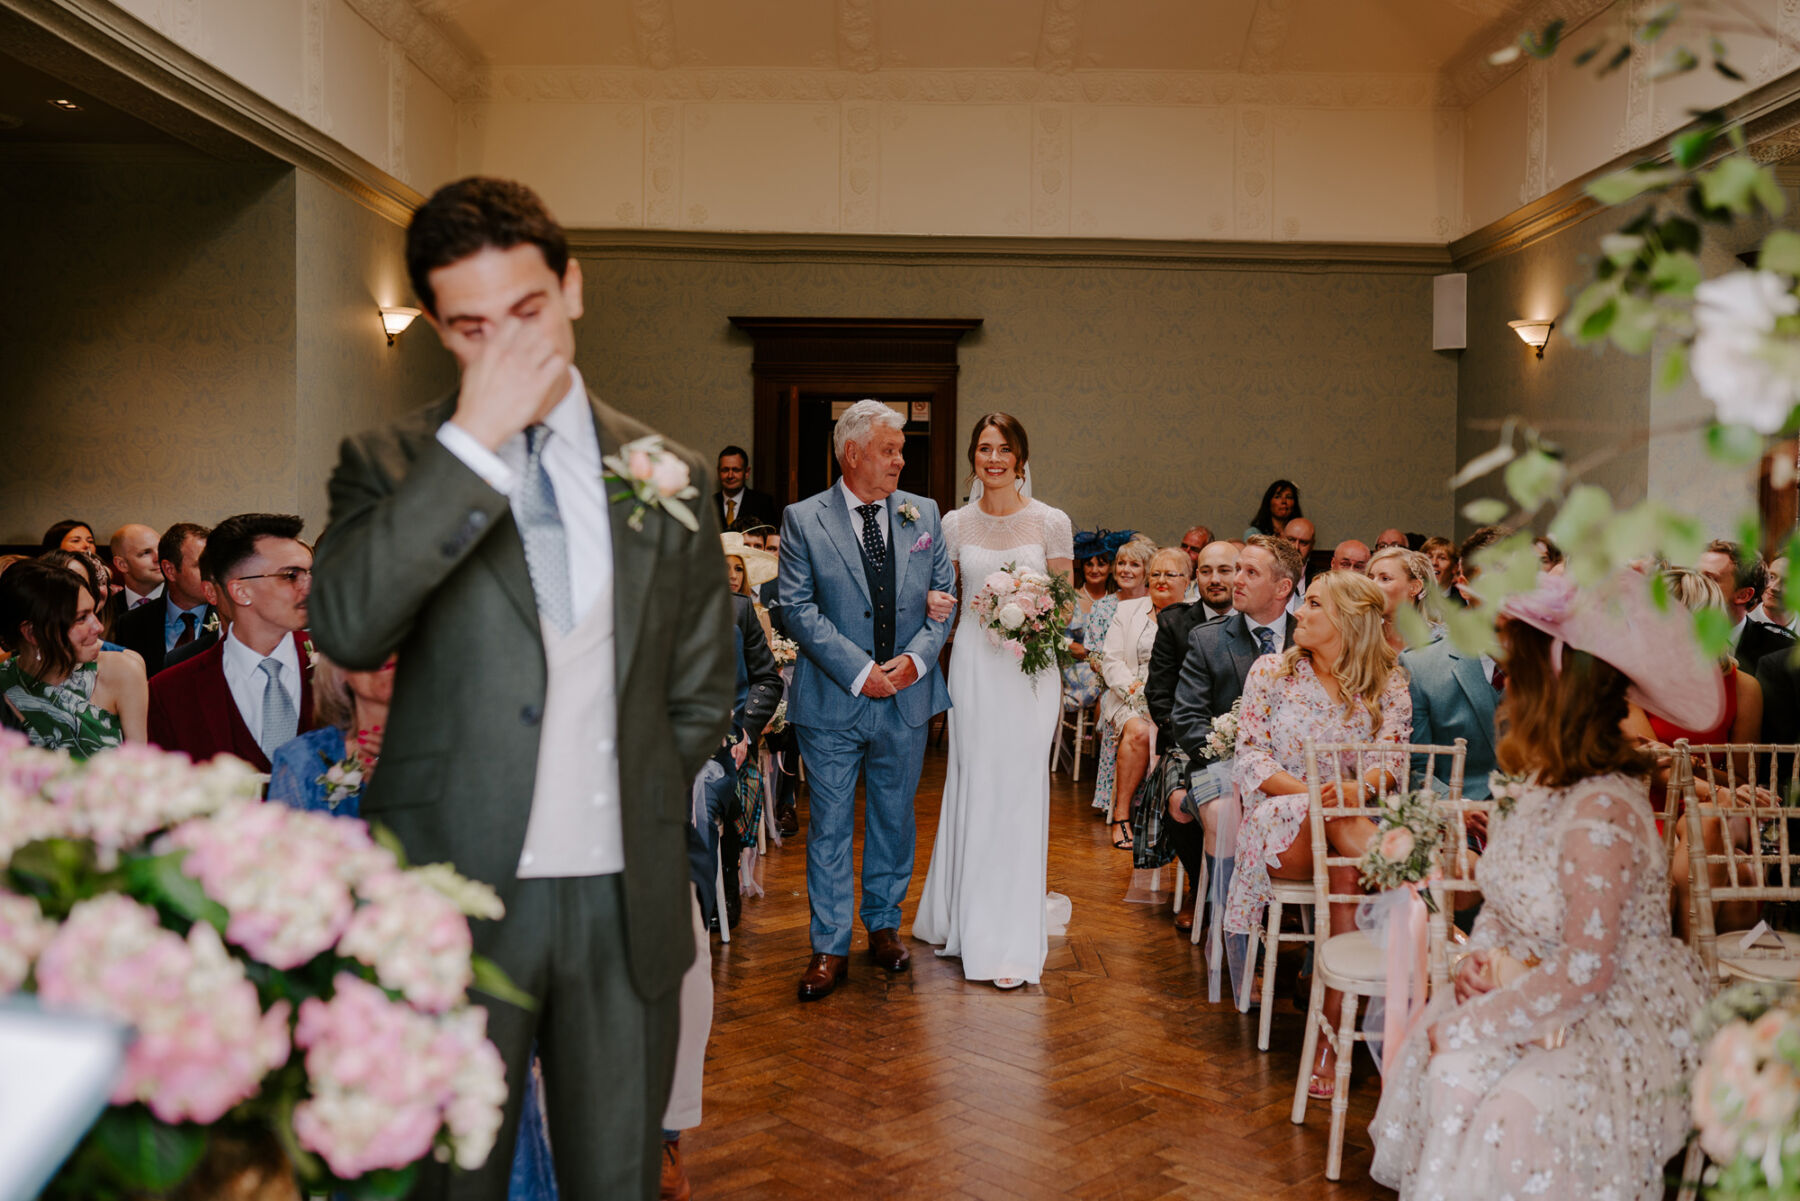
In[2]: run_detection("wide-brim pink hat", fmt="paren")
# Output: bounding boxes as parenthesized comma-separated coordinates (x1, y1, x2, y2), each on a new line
(1500, 570, 1726, 732)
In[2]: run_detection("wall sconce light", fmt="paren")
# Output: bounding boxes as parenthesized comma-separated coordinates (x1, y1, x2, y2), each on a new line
(380, 306, 421, 346)
(1508, 318, 1555, 360)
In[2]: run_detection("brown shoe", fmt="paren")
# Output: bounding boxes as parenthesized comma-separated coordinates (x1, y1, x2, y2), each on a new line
(869, 927, 911, 972)
(798, 952, 848, 1001)
(776, 802, 799, 837)
(1174, 876, 1199, 932)
(659, 1137, 691, 1201)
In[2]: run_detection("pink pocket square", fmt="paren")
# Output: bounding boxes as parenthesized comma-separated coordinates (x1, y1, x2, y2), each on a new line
(910, 534, 933, 553)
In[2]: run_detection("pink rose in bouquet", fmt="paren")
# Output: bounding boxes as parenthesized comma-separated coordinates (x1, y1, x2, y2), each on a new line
(34, 893, 291, 1124)
(968, 560, 1077, 681)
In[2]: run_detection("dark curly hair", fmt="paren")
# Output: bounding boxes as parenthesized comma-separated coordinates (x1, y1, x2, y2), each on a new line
(405, 177, 569, 316)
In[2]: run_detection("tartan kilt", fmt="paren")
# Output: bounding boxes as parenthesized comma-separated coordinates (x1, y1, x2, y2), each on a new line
(1130, 746, 1188, 870)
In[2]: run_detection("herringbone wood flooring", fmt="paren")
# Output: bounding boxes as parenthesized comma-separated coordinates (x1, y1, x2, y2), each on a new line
(685, 748, 1395, 1199)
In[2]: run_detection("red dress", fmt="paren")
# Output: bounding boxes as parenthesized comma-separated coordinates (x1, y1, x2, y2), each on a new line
(1647, 663, 1739, 749)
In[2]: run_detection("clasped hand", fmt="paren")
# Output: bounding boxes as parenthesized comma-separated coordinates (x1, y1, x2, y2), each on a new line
(861, 655, 921, 698)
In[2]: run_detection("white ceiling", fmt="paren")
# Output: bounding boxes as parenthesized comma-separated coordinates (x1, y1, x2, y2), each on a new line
(409, 0, 1539, 77)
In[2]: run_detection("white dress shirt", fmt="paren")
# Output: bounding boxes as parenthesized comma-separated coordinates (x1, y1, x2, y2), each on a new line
(838, 479, 928, 696)
(436, 368, 625, 878)
(221, 628, 300, 754)
(123, 583, 164, 609)
(1245, 613, 1284, 655)
(1752, 604, 1800, 634)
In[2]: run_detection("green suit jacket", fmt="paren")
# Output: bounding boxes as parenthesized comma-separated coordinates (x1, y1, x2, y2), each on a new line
(309, 390, 735, 999)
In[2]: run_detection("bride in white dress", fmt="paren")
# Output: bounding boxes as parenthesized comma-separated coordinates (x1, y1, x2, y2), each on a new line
(914, 413, 1074, 989)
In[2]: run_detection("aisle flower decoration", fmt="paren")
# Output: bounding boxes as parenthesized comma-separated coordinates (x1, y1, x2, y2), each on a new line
(967, 560, 1077, 681)
(1199, 698, 1243, 764)
(0, 732, 525, 1200)
(768, 633, 798, 667)
(1690, 983, 1800, 1198)
(1358, 790, 1448, 908)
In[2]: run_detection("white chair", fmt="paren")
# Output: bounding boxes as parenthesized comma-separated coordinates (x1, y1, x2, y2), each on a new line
(1289, 737, 1467, 1182)
(1244, 878, 1315, 1051)
(714, 835, 731, 945)
(1050, 691, 1096, 781)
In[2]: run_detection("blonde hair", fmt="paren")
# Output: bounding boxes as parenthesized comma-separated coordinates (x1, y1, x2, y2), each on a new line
(1664, 565, 1727, 615)
(1277, 571, 1398, 725)
(1114, 537, 1157, 570)
(1368, 546, 1442, 623)
(310, 653, 355, 732)
(1148, 546, 1191, 581)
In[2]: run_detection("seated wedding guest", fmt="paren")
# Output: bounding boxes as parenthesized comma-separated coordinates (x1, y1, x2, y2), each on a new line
(1374, 528, 1409, 552)
(1370, 570, 1718, 1201)
(1698, 538, 1794, 672)
(41, 519, 96, 556)
(1400, 596, 1499, 801)
(1368, 546, 1443, 652)
(39, 550, 126, 650)
(713, 445, 779, 533)
(1063, 530, 1122, 710)
(721, 530, 778, 650)
(1422, 536, 1459, 600)
(1453, 525, 1508, 606)
(740, 524, 775, 551)
(1092, 535, 1151, 813)
(1752, 555, 1796, 632)
(147, 513, 316, 772)
(0, 559, 147, 757)
(109, 524, 164, 610)
(1142, 552, 1215, 927)
(1100, 546, 1190, 852)
(1330, 539, 1370, 575)
(1226, 570, 1409, 1095)
(114, 523, 213, 676)
(1190, 540, 1238, 621)
(1245, 479, 1303, 540)
(1179, 525, 1212, 601)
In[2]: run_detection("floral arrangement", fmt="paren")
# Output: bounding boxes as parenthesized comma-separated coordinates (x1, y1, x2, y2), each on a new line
(603, 434, 700, 533)
(1199, 698, 1243, 763)
(898, 501, 921, 526)
(1358, 789, 1448, 906)
(766, 698, 788, 734)
(1690, 982, 1800, 1198)
(0, 732, 521, 1199)
(967, 561, 1077, 679)
(768, 633, 798, 667)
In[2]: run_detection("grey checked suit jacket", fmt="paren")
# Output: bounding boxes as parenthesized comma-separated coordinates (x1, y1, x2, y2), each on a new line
(1171, 611, 1296, 763)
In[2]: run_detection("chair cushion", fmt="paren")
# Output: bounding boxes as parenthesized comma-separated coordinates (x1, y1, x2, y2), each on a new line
(1317, 931, 1387, 992)
(1717, 927, 1800, 982)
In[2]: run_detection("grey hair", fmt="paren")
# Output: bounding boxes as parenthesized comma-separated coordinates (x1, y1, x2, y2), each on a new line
(833, 399, 906, 460)
(1114, 537, 1158, 569)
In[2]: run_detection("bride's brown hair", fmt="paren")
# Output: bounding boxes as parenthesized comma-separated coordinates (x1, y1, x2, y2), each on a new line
(965, 412, 1029, 488)
(1494, 619, 1650, 788)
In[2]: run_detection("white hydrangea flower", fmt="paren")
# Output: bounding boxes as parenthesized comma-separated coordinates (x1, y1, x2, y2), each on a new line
(1692, 271, 1800, 434)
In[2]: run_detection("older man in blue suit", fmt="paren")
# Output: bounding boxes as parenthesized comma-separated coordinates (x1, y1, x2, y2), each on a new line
(779, 400, 957, 1001)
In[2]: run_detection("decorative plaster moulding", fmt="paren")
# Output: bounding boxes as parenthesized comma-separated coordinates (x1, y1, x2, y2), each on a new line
(340, 0, 480, 99)
(468, 65, 1447, 108)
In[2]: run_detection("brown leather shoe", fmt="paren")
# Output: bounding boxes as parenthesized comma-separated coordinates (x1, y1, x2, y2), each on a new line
(797, 952, 848, 1001)
(869, 927, 911, 972)
(776, 802, 799, 837)
(659, 1137, 691, 1201)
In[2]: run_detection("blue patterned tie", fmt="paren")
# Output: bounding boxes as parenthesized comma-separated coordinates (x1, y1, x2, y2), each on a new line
(1254, 626, 1277, 657)
(258, 658, 297, 756)
(517, 425, 573, 633)
(857, 503, 887, 571)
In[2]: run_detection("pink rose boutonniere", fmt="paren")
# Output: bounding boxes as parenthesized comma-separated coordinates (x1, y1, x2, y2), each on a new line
(898, 502, 921, 526)
(602, 435, 701, 533)
(911, 533, 933, 554)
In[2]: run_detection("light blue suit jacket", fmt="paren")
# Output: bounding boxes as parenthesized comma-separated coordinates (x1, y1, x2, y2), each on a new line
(1401, 636, 1499, 798)
(778, 486, 955, 730)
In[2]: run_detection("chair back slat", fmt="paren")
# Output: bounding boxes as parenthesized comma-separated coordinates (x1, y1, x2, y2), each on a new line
(1677, 741, 1800, 979)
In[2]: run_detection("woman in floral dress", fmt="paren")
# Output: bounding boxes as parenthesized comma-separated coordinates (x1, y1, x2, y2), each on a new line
(1090, 537, 1151, 811)
(1226, 571, 1409, 1093)
(1370, 572, 1721, 1200)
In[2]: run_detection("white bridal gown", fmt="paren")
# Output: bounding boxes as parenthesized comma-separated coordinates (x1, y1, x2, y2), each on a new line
(914, 499, 1073, 984)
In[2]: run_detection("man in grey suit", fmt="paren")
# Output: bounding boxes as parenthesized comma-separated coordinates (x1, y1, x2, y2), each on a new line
(1402, 634, 1500, 799)
(310, 178, 734, 1201)
(779, 400, 956, 1001)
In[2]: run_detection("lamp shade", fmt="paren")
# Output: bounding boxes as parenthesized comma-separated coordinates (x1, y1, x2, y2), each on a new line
(380, 306, 421, 345)
(1508, 319, 1554, 349)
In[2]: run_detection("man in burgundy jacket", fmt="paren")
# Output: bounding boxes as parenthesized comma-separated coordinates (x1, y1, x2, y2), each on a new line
(148, 513, 316, 772)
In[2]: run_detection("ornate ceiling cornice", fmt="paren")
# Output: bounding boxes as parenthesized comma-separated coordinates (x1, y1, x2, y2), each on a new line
(468, 65, 1445, 108)
(837, 0, 878, 72)
(340, 0, 480, 98)
(1035, 0, 1082, 75)
(1434, 0, 1616, 108)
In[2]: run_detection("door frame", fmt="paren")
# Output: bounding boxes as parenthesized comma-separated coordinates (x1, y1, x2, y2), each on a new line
(727, 316, 982, 515)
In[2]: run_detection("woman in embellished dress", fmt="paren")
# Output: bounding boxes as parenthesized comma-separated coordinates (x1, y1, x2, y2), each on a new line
(915, 412, 1074, 989)
(1370, 571, 1720, 1201)
(1225, 571, 1410, 1093)
(0, 560, 145, 758)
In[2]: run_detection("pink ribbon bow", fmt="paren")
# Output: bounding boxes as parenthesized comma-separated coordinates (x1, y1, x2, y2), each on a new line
(1382, 879, 1433, 1076)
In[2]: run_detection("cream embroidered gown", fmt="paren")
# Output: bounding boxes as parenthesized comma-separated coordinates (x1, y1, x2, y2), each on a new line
(1369, 774, 1708, 1201)
(913, 500, 1073, 984)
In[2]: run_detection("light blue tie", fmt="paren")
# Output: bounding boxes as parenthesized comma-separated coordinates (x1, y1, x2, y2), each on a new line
(1254, 626, 1277, 657)
(517, 424, 574, 634)
(258, 658, 297, 756)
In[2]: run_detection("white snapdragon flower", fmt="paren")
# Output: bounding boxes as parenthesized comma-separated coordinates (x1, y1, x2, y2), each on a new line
(1692, 271, 1800, 434)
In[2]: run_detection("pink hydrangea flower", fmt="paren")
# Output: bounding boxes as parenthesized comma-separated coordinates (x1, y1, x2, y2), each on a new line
(0, 889, 56, 995)
(337, 869, 476, 1013)
(43, 744, 260, 865)
(34, 893, 290, 1123)
(293, 974, 506, 1175)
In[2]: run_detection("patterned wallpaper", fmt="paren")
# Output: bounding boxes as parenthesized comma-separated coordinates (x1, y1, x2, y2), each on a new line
(0, 161, 456, 544)
(572, 253, 1460, 548)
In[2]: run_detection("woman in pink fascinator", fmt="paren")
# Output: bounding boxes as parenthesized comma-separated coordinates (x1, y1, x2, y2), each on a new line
(1369, 570, 1718, 1201)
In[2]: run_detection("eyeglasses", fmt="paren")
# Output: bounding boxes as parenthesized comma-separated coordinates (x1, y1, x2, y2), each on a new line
(235, 567, 313, 586)
(1147, 571, 1187, 581)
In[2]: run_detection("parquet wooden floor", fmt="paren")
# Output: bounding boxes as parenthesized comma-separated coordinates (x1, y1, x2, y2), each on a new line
(684, 748, 1395, 1200)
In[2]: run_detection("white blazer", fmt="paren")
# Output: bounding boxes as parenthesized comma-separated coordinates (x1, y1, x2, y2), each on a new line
(1098, 595, 1158, 733)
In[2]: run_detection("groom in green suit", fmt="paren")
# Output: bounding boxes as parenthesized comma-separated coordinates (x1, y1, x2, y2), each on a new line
(310, 178, 735, 1200)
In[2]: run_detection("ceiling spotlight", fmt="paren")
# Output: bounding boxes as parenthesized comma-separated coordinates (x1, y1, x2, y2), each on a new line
(47, 98, 83, 111)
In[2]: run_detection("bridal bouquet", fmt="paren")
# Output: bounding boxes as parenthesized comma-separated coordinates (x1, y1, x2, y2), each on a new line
(0, 732, 520, 1200)
(1358, 789, 1447, 908)
(968, 561, 1076, 678)
(1690, 982, 1800, 1199)
(768, 633, 799, 666)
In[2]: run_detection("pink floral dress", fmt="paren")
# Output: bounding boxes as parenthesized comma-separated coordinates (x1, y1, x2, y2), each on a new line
(1224, 654, 1411, 936)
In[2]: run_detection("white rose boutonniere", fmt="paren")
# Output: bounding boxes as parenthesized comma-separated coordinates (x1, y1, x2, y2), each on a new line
(898, 502, 921, 526)
(603, 435, 700, 533)
(203, 610, 221, 635)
